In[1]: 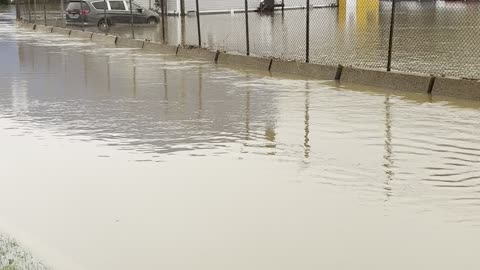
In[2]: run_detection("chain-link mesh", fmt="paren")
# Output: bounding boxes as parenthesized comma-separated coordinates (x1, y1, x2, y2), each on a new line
(14, 0, 480, 79)
(191, 1, 255, 54)
(310, 0, 391, 68)
(391, 1, 480, 79)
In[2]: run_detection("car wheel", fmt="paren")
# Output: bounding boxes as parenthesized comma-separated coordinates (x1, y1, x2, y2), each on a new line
(98, 19, 111, 31)
(98, 19, 111, 26)
(147, 17, 158, 24)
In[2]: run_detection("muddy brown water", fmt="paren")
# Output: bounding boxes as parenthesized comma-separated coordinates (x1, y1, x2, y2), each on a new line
(2, 6, 480, 270)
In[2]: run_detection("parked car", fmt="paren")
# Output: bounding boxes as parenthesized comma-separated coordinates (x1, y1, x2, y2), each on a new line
(66, 0, 160, 27)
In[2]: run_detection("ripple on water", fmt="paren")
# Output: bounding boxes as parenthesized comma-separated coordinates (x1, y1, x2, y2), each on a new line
(2, 14, 480, 225)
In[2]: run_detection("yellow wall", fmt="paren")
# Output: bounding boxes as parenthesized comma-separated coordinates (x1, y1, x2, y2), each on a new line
(338, 0, 380, 30)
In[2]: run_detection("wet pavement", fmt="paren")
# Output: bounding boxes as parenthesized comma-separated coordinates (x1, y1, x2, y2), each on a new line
(2, 6, 480, 270)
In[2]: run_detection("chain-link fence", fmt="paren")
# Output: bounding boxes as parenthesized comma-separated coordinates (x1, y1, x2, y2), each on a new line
(14, 0, 480, 79)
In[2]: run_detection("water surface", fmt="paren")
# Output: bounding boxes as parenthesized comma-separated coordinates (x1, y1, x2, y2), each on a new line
(2, 7, 480, 270)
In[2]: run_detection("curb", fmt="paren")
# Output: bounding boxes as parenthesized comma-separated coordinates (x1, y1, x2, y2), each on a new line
(340, 67, 433, 94)
(91, 33, 117, 44)
(116, 37, 144, 48)
(70, 29, 93, 39)
(143, 41, 177, 54)
(270, 60, 338, 80)
(217, 53, 271, 70)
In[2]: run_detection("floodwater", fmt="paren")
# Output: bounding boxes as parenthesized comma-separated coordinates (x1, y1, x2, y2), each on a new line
(19, 1, 480, 78)
(2, 5, 480, 270)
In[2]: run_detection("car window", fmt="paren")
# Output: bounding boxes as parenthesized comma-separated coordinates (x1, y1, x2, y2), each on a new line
(132, 3, 143, 10)
(66, 1, 90, 11)
(92, 1, 106, 10)
(109, 1, 126, 10)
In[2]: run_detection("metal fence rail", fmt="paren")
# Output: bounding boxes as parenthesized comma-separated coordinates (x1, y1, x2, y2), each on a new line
(14, 0, 480, 80)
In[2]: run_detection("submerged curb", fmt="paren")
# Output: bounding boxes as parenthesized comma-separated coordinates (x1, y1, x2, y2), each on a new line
(17, 21, 480, 101)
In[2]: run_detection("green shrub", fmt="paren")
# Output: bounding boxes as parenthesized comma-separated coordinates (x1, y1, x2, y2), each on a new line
(0, 0, 9, 5)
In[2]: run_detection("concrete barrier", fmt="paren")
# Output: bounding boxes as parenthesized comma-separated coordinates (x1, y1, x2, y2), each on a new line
(17, 21, 35, 30)
(16, 24, 480, 101)
(91, 33, 117, 44)
(216, 53, 271, 70)
(142, 41, 177, 54)
(340, 67, 432, 93)
(35, 25, 53, 33)
(177, 47, 217, 61)
(432, 77, 480, 100)
(116, 37, 144, 48)
(70, 30, 93, 39)
(270, 60, 338, 80)
(16, 21, 30, 28)
(51, 27, 71, 35)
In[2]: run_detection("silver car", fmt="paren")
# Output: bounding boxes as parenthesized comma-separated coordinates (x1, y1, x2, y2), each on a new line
(66, 0, 160, 27)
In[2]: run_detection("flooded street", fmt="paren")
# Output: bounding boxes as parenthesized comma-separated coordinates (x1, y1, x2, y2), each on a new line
(28, 1, 480, 79)
(2, 6, 480, 270)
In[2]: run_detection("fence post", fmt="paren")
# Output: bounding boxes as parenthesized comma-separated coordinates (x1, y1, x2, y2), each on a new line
(161, 0, 165, 43)
(80, 0, 84, 31)
(60, 0, 65, 26)
(33, 0, 36, 23)
(15, 0, 20, 20)
(387, 0, 396, 71)
(43, 0, 46, 25)
(306, 0, 310, 63)
(245, 0, 250, 55)
(195, 0, 201, 47)
(129, 0, 135, 38)
(180, 0, 185, 16)
(27, 0, 31, 23)
(103, 0, 107, 33)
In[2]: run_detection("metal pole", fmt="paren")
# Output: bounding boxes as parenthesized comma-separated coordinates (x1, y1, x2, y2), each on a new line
(129, 0, 135, 38)
(27, 0, 31, 23)
(33, 0, 36, 23)
(60, 0, 65, 27)
(282, 0, 284, 12)
(161, 0, 165, 42)
(80, 0, 84, 31)
(43, 0, 46, 26)
(21, 0, 26, 21)
(244, 0, 250, 55)
(306, 0, 310, 63)
(181, 15, 185, 45)
(387, 0, 396, 71)
(15, 0, 20, 20)
(103, 0, 107, 33)
(195, 0, 201, 47)
(180, 0, 185, 16)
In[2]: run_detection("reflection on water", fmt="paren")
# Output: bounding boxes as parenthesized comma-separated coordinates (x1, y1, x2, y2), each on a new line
(2, 8, 480, 270)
